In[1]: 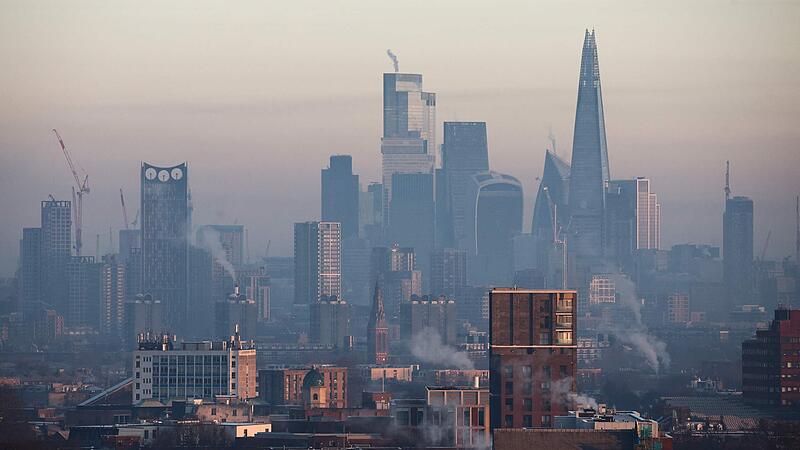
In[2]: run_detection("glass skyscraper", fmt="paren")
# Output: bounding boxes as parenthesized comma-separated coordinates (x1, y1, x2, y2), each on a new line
(322, 155, 360, 239)
(140, 162, 189, 334)
(567, 29, 611, 289)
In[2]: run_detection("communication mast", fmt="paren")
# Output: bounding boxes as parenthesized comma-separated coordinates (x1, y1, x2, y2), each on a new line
(724, 160, 731, 201)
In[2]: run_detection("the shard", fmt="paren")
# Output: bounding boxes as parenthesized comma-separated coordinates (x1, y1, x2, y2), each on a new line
(567, 29, 610, 287)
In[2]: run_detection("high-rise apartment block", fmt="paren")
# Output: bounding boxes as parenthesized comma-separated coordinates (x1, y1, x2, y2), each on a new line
(100, 254, 126, 338)
(132, 332, 256, 404)
(724, 195, 754, 308)
(635, 178, 660, 250)
(430, 248, 467, 299)
(310, 296, 352, 348)
(20, 227, 43, 318)
(489, 289, 577, 429)
(322, 155, 359, 239)
(66, 255, 101, 329)
(293, 221, 341, 304)
(40, 199, 72, 316)
(742, 307, 800, 407)
(141, 163, 189, 333)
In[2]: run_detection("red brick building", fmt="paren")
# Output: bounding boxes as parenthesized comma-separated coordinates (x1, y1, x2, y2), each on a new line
(742, 307, 800, 407)
(489, 289, 577, 429)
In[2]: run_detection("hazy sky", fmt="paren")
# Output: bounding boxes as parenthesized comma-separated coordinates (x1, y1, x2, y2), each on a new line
(1, 0, 798, 276)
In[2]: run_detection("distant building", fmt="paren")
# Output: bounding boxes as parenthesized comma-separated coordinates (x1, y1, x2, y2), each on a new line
(371, 245, 420, 318)
(20, 227, 43, 319)
(258, 365, 348, 408)
(309, 296, 351, 348)
(531, 151, 570, 287)
(238, 265, 270, 321)
(322, 155, 359, 239)
(33, 308, 63, 344)
(40, 199, 72, 317)
(294, 222, 341, 305)
(742, 307, 800, 407)
(118, 229, 141, 267)
(342, 237, 371, 306)
(100, 254, 126, 338)
(489, 289, 577, 429)
(430, 248, 467, 299)
(381, 73, 436, 225)
(196, 224, 244, 304)
(125, 294, 164, 349)
(399, 296, 457, 345)
(724, 195, 754, 308)
(141, 163, 189, 334)
(132, 331, 256, 404)
(469, 172, 524, 285)
(588, 275, 615, 305)
(666, 292, 690, 324)
(187, 246, 214, 336)
(367, 284, 389, 365)
(215, 286, 258, 340)
(635, 178, 661, 250)
(388, 172, 435, 286)
(66, 256, 102, 329)
(427, 385, 490, 447)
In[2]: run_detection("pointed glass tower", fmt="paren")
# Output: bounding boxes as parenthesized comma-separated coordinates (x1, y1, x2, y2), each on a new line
(567, 29, 611, 287)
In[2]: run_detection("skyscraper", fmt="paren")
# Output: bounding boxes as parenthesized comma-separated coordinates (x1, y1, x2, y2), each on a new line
(40, 199, 72, 315)
(293, 222, 341, 304)
(381, 73, 436, 225)
(100, 254, 126, 339)
(388, 172, 435, 285)
(20, 227, 42, 319)
(322, 155, 359, 239)
(430, 248, 467, 299)
(489, 289, 577, 429)
(66, 255, 102, 329)
(635, 178, 661, 250)
(531, 151, 571, 287)
(439, 122, 490, 249)
(141, 163, 189, 333)
(724, 196, 754, 307)
(567, 30, 611, 290)
(469, 172, 524, 285)
(367, 283, 389, 365)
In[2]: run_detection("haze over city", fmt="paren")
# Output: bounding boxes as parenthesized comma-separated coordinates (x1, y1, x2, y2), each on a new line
(1, 0, 798, 276)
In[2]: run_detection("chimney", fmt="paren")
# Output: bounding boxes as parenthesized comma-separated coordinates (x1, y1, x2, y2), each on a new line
(234, 284, 240, 296)
(473, 375, 480, 389)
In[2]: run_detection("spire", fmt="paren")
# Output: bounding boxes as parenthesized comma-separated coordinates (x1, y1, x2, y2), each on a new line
(367, 282, 388, 364)
(369, 282, 386, 327)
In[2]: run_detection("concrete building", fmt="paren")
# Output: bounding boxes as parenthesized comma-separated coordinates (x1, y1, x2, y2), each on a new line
(588, 275, 615, 305)
(666, 292, 690, 324)
(399, 296, 457, 345)
(66, 255, 102, 329)
(237, 265, 270, 321)
(214, 286, 258, 340)
(430, 248, 467, 299)
(322, 155, 359, 239)
(125, 294, 164, 349)
(20, 227, 43, 319)
(40, 199, 72, 317)
(294, 222, 341, 305)
(258, 365, 348, 408)
(132, 331, 256, 404)
(140, 163, 189, 334)
(489, 289, 577, 429)
(742, 307, 800, 407)
(635, 178, 661, 250)
(309, 296, 351, 348)
(426, 385, 490, 448)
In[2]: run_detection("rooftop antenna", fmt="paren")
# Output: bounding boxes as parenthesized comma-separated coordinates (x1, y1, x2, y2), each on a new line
(548, 127, 557, 155)
(724, 161, 731, 201)
(386, 49, 399, 73)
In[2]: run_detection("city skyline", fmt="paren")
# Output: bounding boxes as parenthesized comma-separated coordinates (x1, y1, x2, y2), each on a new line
(1, 1, 799, 276)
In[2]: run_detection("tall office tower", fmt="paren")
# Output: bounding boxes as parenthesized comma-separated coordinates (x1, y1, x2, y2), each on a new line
(322, 155, 359, 239)
(399, 296, 457, 345)
(310, 296, 352, 348)
(370, 244, 416, 283)
(381, 73, 436, 225)
(489, 289, 577, 429)
(293, 222, 342, 304)
(141, 163, 189, 333)
(342, 237, 371, 305)
(430, 248, 467, 298)
(187, 246, 213, 335)
(370, 245, 420, 317)
(531, 151, 571, 287)
(605, 179, 637, 270)
(40, 199, 72, 315)
(367, 284, 389, 364)
(124, 293, 163, 348)
(724, 196, 754, 307)
(100, 254, 126, 339)
(469, 172, 524, 286)
(197, 224, 245, 303)
(742, 307, 800, 407)
(66, 255, 102, 329)
(389, 172, 435, 285)
(361, 182, 384, 246)
(635, 178, 660, 250)
(439, 122, 490, 249)
(567, 30, 611, 291)
(214, 286, 257, 340)
(238, 264, 270, 321)
(20, 227, 43, 318)
(124, 247, 143, 300)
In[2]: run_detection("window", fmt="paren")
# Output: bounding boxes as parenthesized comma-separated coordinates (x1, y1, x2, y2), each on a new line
(505, 415, 513, 428)
(543, 366, 551, 379)
(503, 365, 513, 378)
(211, 408, 217, 416)
(477, 408, 485, 426)
(521, 365, 532, 378)
(522, 382, 532, 396)
(556, 331, 573, 345)
(560, 365, 568, 377)
(523, 415, 532, 427)
(542, 415, 552, 426)
(523, 398, 532, 411)
(505, 398, 513, 411)
(505, 382, 513, 394)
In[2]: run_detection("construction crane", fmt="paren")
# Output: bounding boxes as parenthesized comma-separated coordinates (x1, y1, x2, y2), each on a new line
(131, 209, 139, 229)
(760, 230, 771, 261)
(119, 188, 130, 230)
(53, 129, 89, 256)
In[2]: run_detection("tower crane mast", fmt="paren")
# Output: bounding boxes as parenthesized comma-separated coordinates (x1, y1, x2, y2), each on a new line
(53, 129, 89, 256)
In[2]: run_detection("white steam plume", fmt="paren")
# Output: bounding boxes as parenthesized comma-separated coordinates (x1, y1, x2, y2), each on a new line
(198, 227, 237, 282)
(551, 377, 599, 410)
(410, 327, 474, 370)
(386, 49, 399, 72)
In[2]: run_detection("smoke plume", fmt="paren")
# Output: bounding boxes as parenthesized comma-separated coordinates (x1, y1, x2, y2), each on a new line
(197, 227, 237, 282)
(603, 270, 671, 373)
(386, 49, 399, 72)
(551, 377, 599, 410)
(409, 327, 474, 370)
